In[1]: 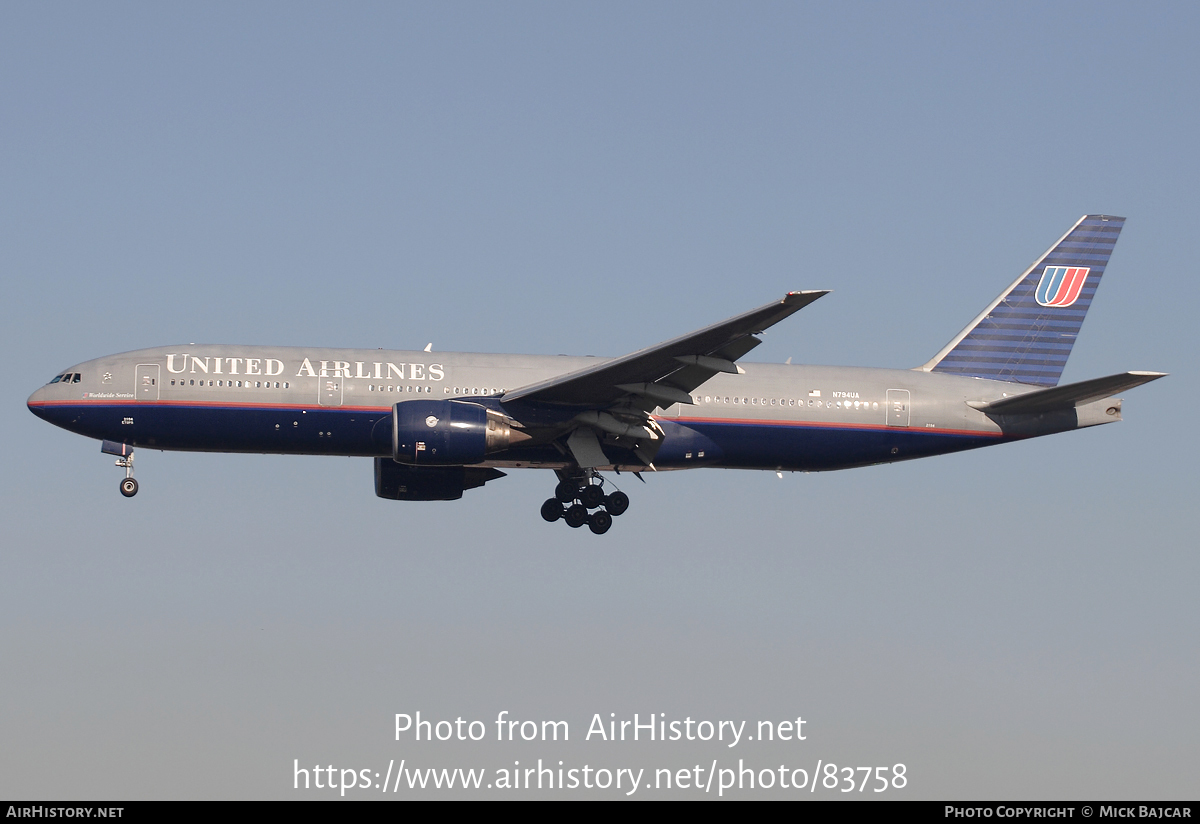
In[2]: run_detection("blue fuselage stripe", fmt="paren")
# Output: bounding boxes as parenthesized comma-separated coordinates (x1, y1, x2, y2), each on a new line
(30, 401, 1007, 471)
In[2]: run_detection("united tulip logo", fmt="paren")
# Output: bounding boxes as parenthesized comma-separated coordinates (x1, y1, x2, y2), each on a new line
(1035, 266, 1090, 307)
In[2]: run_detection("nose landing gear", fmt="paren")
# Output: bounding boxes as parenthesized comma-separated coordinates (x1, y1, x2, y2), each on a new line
(116, 452, 137, 497)
(102, 440, 138, 497)
(541, 472, 628, 534)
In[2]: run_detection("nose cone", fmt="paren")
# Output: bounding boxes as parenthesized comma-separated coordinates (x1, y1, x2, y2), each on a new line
(27, 386, 48, 420)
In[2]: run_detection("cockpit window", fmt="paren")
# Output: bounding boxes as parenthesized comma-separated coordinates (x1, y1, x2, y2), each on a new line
(49, 375, 63, 384)
(71, 374, 81, 383)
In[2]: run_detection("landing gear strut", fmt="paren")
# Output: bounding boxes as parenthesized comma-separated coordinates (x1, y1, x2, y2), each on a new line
(116, 451, 138, 497)
(541, 471, 629, 534)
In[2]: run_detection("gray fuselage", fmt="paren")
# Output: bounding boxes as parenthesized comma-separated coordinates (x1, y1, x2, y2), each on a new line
(27, 345, 1119, 473)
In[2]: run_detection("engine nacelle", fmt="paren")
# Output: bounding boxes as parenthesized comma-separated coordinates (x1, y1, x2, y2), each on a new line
(374, 459, 505, 501)
(392, 399, 524, 465)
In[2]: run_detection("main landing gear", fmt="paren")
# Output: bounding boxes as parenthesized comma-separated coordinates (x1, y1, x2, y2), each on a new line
(116, 450, 138, 497)
(540, 473, 629, 535)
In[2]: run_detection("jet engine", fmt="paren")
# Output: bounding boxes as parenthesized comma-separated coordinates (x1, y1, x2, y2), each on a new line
(391, 399, 527, 465)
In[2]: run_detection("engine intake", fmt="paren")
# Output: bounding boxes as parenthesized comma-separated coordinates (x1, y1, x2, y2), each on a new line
(392, 399, 526, 465)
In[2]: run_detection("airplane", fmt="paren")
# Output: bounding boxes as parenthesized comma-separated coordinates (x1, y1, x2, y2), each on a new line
(27, 214, 1165, 535)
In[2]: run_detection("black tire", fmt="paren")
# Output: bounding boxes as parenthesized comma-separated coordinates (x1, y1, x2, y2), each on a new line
(579, 483, 604, 509)
(555, 480, 578, 503)
(540, 498, 563, 522)
(604, 490, 629, 516)
(588, 510, 613, 534)
(564, 504, 588, 528)
(119, 478, 139, 498)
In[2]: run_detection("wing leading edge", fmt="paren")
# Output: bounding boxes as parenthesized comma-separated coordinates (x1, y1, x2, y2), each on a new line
(502, 291, 829, 409)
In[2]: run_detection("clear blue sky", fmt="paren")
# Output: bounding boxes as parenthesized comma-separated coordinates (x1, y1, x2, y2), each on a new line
(2, 2, 1196, 798)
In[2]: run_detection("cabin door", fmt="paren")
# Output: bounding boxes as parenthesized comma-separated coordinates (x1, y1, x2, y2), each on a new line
(135, 364, 160, 401)
(318, 377, 344, 406)
(886, 389, 910, 426)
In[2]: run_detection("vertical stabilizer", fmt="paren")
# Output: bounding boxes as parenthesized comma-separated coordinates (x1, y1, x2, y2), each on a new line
(921, 215, 1124, 386)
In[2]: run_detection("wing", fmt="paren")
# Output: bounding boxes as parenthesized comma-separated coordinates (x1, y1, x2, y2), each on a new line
(502, 291, 828, 410)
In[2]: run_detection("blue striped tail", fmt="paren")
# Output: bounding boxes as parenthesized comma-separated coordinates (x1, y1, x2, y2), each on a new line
(923, 215, 1124, 387)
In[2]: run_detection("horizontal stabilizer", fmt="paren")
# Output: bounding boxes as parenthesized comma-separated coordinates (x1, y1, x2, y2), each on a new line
(974, 371, 1166, 415)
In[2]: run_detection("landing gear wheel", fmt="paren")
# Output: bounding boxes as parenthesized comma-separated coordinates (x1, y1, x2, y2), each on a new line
(604, 490, 629, 516)
(540, 498, 564, 522)
(588, 510, 613, 534)
(119, 477, 139, 498)
(555, 480, 578, 503)
(579, 483, 605, 509)
(564, 504, 588, 528)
